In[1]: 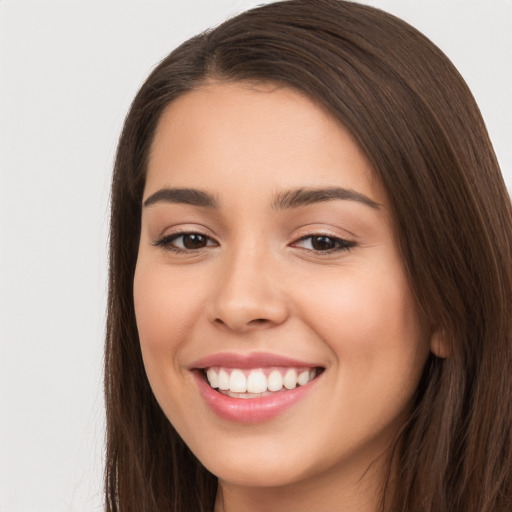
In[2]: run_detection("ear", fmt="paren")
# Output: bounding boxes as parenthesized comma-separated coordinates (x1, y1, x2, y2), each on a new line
(430, 329, 450, 358)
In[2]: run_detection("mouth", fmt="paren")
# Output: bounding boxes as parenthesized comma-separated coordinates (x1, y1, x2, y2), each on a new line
(190, 352, 325, 422)
(202, 366, 323, 399)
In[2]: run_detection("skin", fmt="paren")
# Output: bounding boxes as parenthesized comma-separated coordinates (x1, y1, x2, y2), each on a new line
(134, 82, 434, 512)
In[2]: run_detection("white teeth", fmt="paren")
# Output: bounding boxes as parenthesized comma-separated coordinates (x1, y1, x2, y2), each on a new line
(247, 370, 267, 393)
(206, 368, 218, 388)
(218, 368, 230, 390)
(297, 370, 310, 386)
(205, 366, 320, 396)
(267, 370, 283, 392)
(283, 369, 297, 390)
(229, 369, 247, 392)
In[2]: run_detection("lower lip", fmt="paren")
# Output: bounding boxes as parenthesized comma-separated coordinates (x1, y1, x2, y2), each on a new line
(193, 371, 319, 423)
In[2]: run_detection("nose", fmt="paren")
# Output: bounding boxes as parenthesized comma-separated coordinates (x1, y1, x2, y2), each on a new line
(209, 245, 289, 333)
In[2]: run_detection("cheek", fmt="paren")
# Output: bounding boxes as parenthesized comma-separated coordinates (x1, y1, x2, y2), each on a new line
(134, 262, 199, 346)
(133, 261, 209, 427)
(133, 262, 207, 384)
(297, 262, 429, 392)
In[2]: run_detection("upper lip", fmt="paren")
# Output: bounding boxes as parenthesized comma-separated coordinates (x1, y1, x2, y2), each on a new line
(189, 351, 323, 370)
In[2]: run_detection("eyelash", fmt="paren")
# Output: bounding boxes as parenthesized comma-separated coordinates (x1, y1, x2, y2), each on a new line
(153, 232, 218, 253)
(153, 231, 356, 255)
(292, 235, 356, 253)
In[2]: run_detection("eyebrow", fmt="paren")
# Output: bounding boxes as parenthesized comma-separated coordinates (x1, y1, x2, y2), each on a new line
(142, 186, 380, 210)
(143, 188, 218, 208)
(271, 187, 380, 210)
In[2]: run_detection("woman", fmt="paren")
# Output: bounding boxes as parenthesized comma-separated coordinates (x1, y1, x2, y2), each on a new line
(105, 1, 512, 510)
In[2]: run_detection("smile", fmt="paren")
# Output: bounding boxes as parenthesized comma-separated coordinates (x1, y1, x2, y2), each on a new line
(191, 352, 324, 423)
(205, 366, 319, 398)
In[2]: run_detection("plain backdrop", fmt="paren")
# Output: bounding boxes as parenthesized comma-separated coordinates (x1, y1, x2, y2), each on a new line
(0, 1, 510, 510)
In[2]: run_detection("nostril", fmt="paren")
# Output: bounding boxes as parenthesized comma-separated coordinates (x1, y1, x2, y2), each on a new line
(249, 319, 268, 325)
(213, 317, 270, 330)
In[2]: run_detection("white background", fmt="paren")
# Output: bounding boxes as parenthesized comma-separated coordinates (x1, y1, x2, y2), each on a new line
(0, 1, 510, 510)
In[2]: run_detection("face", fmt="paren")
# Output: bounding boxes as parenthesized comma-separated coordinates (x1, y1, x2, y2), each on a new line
(134, 82, 431, 496)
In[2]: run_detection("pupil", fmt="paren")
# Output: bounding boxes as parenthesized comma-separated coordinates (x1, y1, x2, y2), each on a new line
(183, 233, 206, 249)
(312, 236, 335, 251)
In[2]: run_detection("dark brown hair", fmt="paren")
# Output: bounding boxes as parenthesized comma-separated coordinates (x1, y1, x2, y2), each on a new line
(105, 1, 512, 510)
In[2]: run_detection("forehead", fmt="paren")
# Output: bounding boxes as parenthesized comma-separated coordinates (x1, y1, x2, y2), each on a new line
(146, 81, 384, 204)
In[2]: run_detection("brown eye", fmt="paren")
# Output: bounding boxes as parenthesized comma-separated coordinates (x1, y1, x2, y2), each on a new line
(153, 232, 218, 252)
(293, 235, 356, 253)
(310, 236, 337, 251)
(181, 233, 208, 249)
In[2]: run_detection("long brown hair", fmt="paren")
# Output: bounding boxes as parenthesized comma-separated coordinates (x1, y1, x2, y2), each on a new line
(105, 1, 512, 510)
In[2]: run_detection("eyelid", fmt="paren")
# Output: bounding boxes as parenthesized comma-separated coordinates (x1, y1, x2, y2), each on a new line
(289, 224, 357, 253)
(151, 224, 356, 254)
(291, 221, 358, 238)
(291, 234, 356, 252)
(152, 227, 219, 252)
(151, 222, 219, 242)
